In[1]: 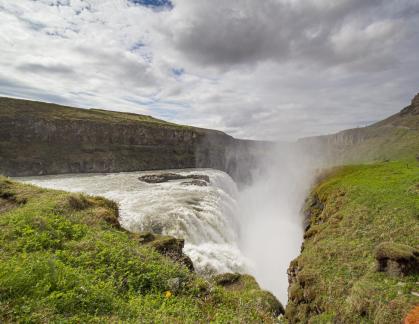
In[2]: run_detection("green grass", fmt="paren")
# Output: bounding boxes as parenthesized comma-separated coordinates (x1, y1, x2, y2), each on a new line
(286, 160, 419, 323)
(0, 177, 280, 323)
(334, 127, 419, 164)
(0, 97, 192, 130)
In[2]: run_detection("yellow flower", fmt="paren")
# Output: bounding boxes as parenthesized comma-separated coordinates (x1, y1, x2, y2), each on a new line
(164, 290, 172, 298)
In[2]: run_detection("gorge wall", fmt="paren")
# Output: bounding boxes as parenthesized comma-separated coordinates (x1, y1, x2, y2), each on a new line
(298, 93, 419, 165)
(0, 97, 264, 181)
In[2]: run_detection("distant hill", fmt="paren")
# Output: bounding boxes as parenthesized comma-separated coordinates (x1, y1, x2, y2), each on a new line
(299, 92, 419, 164)
(0, 97, 261, 180)
(1, 92, 418, 179)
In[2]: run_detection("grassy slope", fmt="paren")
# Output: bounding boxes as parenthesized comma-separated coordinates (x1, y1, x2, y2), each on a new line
(0, 97, 188, 129)
(335, 127, 419, 164)
(286, 160, 419, 323)
(0, 177, 280, 323)
(302, 96, 419, 165)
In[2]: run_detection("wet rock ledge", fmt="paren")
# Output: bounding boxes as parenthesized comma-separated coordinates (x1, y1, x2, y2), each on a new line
(138, 173, 210, 186)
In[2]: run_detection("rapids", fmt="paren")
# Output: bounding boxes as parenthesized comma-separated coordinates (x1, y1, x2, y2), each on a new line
(21, 164, 307, 304)
(21, 169, 248, 275)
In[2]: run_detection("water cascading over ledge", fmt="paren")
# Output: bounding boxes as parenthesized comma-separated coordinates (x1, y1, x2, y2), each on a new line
(21, 169, 248, 275)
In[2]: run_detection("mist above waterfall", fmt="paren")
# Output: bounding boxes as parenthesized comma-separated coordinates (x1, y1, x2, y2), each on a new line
(20, 141, 321, 305)
(235, 142, 321, 304)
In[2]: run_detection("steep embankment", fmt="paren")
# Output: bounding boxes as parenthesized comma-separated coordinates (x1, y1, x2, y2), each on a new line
(299, 93, 419, 165)
(285, 161, 419, 323)
(284, 93, 419, 323)
(0, 97, 261, 180)
(0, 176, 283, 322)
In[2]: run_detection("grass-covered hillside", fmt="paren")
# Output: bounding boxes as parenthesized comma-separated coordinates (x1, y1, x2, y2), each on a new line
(0, 97, 186, 128)
(300, 93, 419, 165)
(0, 176, 282, 323)
(285, 159, 419, 323)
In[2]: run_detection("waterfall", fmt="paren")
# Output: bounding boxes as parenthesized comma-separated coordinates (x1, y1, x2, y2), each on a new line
(21, 159, 311, 305)
(21, 169, 248, 275)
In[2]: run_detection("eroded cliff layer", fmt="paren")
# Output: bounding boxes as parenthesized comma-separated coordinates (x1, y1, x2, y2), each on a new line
(0, 97, 261, 180)
(298, 93, 419, 164)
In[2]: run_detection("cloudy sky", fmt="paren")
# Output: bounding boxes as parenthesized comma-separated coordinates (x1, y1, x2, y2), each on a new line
(1, 0, 419, 140)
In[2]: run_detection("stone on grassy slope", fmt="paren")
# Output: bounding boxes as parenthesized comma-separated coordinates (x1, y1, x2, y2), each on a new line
(213, 273, 285, 316)
(134, 232, 194, 271)
(64, 193, 121, 228)
(375, 242, 419, 277)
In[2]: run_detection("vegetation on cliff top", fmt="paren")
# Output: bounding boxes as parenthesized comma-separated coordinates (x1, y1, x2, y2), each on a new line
(300, 93, 419, 165)
(286, 159, 419, 323)
(0, 97, 190, 129)
(0, 176, 281, 323)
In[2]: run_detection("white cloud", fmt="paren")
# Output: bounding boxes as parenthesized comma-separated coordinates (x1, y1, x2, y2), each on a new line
(0, 0, 418, 140)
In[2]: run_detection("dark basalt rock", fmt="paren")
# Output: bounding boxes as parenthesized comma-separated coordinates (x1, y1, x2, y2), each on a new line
(139, 173, 210, 184)
(375, 242, 419, 277)
(0, 180, 27, 213)
(213, 273, 241, 287)
(181, 180, 208, 187)
(135, 232, 194, 271)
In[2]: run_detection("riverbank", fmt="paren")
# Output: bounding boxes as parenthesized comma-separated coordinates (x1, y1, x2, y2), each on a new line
(0, 176, 283, 322)
(285, 160, 419, 323)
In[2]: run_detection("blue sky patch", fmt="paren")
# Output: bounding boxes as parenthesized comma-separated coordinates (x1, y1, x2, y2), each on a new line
(171, 68, 185, 77)
(130, 41, 145, 51)
(128, 0, 173, 9)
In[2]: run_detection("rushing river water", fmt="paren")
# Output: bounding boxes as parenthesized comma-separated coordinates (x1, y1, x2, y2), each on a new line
(21, 169, 248, 275)
(21, 166, 306, 304)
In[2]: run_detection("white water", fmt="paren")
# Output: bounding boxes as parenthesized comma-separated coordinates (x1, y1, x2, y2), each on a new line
(21, 169, 249, 275)
(236, 144, 315, 304)
(20, 152, 312, 305)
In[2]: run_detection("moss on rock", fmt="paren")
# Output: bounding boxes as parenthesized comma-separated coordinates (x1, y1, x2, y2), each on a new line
(375, 242, 419, 277)
(143, 234, 194, 271)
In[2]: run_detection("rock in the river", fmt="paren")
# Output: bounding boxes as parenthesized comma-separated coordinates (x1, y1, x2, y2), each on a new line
(181, 180, 208, 187)
(138, 173, 210, 184)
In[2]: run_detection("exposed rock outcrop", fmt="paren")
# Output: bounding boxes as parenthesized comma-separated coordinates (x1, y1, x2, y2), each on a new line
(285, 259, 320, 323)
(135, 232, 194, 271)
(138, 173, 210, 184)
(401, 93, 419, 115)
(0, 177, 27, 213)
(213, 273, 285, 317)
(298, 92, 419, 165)
(181, 180, 208, 187)
(0, 97, 266, 183)
(375, 242, 419, 277)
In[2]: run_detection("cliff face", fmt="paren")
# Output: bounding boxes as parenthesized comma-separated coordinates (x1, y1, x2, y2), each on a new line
(0, 97, 259, 180)
(285, 162, 419, 323)
(298, 93, 419, 164)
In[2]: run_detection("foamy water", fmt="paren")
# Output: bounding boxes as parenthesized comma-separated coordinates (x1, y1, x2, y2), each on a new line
(20, 169, 249, 275)
(20, 163, 308, 305)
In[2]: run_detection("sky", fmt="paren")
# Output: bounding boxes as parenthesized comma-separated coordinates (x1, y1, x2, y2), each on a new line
(1, 0, 419, 140)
